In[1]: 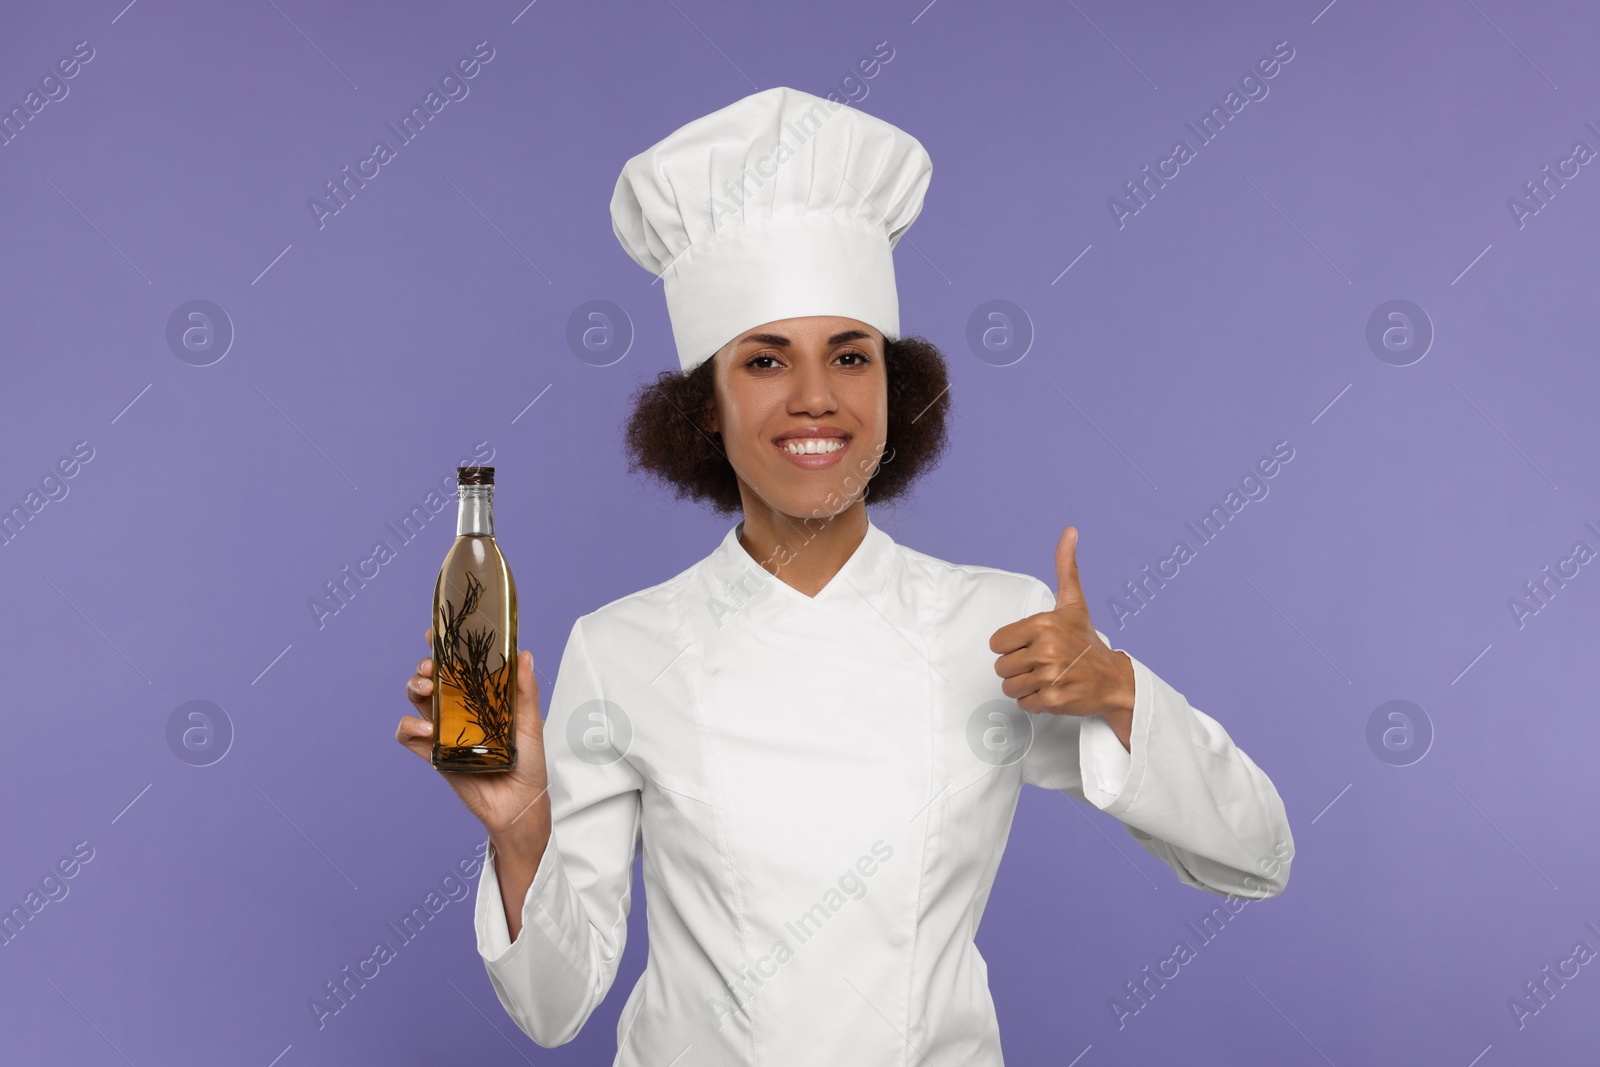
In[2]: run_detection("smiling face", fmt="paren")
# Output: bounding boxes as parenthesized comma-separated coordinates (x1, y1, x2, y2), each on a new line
(702, 315, 890, 525)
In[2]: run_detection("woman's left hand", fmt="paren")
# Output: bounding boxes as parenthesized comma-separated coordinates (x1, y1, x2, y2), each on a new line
(989, 526, 1135, 719)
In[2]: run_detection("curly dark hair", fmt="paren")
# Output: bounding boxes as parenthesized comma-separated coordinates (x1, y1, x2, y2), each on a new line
(623, 334, 952, 516)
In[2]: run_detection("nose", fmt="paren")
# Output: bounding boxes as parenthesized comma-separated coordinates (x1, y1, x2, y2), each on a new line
(787, 349, 838, 416)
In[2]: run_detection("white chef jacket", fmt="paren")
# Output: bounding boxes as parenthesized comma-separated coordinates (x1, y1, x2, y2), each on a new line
(474, 517, 1293, 1065)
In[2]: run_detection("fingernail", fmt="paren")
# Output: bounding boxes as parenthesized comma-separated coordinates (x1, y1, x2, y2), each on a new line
(421, 721, 433, 735)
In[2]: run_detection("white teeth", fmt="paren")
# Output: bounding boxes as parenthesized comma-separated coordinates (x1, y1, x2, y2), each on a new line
(781, 438, 846, 455)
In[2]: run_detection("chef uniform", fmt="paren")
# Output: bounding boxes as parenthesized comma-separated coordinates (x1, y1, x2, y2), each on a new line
(473, 87, 1294, 1066)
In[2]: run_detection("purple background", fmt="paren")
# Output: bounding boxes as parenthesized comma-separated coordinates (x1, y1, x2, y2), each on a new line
(3, 0, 1596, 1063)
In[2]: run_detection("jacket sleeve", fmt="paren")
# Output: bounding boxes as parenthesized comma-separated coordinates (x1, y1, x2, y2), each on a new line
(1015, 577, 1294, 898)
(473, 615, 645, 1046)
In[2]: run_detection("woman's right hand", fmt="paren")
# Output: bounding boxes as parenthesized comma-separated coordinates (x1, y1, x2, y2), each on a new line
(396, 629, 552, 857)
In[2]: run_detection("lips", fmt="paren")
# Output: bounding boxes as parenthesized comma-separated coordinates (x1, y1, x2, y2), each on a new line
(773, 430, 851, 469)
(774, 425, 849, 444)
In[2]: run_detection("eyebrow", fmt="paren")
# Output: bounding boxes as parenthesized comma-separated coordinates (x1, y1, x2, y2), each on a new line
(737, 329, 874, 347)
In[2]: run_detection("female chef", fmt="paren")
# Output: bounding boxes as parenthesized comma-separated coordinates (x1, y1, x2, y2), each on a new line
(396, 86, 1294, 1065)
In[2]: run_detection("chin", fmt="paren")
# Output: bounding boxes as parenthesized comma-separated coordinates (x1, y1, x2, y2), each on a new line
(755, 480, 862, 524)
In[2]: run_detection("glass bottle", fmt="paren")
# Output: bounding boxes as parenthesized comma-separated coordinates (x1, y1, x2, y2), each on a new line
(431, 466, 518, 771)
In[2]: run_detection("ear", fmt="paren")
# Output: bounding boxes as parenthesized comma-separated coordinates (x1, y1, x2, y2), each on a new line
(701, 349, 724, 435)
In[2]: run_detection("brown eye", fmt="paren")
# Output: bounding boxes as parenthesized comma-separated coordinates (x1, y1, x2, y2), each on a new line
(836, 349, 869, 365)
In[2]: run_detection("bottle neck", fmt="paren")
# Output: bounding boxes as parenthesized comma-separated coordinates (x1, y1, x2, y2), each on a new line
(457, 485, 494, 536)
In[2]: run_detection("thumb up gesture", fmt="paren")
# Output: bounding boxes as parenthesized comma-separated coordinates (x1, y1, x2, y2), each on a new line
(989, 526, 1135, 722)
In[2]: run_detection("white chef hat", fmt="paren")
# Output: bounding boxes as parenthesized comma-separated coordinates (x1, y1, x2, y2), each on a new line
(610, 86, 933, 374)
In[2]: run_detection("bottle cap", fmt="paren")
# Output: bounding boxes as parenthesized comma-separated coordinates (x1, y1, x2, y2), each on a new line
(457, 466, 494, 486)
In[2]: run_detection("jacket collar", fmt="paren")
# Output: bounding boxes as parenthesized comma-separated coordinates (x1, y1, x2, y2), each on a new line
(700, 513, 902, 630)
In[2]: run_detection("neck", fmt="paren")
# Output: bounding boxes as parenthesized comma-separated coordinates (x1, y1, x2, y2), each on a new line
(736, 497, 869, 598)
